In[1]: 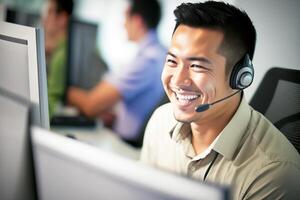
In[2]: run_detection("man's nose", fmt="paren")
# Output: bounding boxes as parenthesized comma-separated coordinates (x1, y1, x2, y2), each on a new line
(171, 64, 191, 86)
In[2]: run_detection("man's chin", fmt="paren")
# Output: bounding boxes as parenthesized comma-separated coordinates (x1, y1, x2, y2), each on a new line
(173, 110, 195, 123)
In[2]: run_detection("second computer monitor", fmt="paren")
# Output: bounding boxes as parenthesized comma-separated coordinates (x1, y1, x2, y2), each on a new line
(66, 19, 108, 91)
(0, 21, 49, 129)
(32, 127, 229, 200)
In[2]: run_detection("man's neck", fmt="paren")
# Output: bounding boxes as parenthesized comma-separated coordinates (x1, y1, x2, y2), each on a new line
(45, 29, 66, 56)
(134, 26, 149, 43)
(54, 29, 67, 44)
(191, 95, 241, 155)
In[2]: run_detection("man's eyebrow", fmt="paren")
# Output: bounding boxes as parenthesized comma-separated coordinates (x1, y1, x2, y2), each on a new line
(186, 56, 212, 64)
(167, 51, 212, 65)
(167, 52, 177, 58)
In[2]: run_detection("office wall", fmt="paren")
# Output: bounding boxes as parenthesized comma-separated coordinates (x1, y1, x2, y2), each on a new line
(75, 0, 133, 73)
(235, 0, 300, 100)
(0, 0, 42, 12)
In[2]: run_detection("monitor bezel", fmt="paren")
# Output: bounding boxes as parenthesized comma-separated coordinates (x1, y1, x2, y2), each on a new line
(0, 21, 49, 129)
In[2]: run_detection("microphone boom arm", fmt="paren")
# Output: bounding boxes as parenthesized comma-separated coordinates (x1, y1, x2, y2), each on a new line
(195, 90, 241, 112)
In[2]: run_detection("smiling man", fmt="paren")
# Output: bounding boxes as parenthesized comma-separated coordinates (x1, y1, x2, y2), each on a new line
(140, 1, 300, 199)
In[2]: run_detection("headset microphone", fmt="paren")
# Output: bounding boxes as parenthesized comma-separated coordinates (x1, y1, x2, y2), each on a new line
(195, 90, 241, 112)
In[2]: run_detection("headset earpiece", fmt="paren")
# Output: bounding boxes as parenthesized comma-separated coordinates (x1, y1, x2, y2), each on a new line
(229, 54, 254, 90)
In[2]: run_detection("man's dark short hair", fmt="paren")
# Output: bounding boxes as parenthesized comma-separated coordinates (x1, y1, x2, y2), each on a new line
(52, 0, 74, 16)
(129, 0, 161, 29)
(173, 1, 256, 76)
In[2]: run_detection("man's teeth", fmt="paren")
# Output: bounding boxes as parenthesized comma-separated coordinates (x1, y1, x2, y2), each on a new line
(176, 93, 199, 100)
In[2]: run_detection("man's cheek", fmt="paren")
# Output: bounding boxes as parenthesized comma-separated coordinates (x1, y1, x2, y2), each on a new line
(201, 82, 217, 103)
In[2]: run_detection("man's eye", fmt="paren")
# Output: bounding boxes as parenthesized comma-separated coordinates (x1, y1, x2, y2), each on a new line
(191, 64, 208, 71)
(166, 59, 177, 66)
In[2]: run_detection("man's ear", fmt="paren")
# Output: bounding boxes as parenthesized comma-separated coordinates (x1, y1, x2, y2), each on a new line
(132, 14, 145, 29)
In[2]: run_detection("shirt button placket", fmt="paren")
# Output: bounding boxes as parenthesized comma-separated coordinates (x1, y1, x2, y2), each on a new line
(187, 162, 197, 176)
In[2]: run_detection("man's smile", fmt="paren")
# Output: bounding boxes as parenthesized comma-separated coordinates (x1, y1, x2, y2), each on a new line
(170, 86, 202, 107)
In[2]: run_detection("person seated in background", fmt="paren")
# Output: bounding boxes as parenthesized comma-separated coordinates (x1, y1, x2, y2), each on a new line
(42, 0, 73, 118)
(67, 0, 166, 147)
(140, 1, 300, 199)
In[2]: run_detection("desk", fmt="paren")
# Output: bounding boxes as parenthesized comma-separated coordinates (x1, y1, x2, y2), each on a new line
(51, 124, 141, 160)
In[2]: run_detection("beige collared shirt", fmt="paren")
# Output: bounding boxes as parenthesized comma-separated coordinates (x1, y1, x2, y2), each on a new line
(141, 98, 300, 200)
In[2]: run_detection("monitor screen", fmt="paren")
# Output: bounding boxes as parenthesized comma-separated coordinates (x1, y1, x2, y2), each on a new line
(0, 21, 49, 129)
(32, 127, 229, 200)
(66, 19, 108, 91)
(0, 88, 37, 200)
(5, 7, 41, 28)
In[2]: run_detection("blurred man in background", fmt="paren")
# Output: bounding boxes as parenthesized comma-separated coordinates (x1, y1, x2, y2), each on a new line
(67, 0, 166, 147)
(43, 0, 73, 118)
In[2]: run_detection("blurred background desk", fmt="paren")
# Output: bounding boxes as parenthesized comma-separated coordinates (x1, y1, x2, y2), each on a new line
(51, 124, 141, 160)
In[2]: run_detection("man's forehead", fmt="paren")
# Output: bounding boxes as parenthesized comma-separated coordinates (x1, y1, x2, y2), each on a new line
(173, 25, 224, 43)
(170, 25, 224, 57)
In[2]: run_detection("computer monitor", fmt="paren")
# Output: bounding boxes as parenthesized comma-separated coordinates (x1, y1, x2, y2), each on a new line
(32, 127, 229, 200)
(5, 7, 41, 27)
(50, 19, 107, 127)
(66, 18, 108, 91)
(0, 21, 49, 129)
(0, 88, 38, 200)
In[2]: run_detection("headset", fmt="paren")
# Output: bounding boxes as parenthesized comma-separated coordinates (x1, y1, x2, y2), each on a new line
(229, 54, 254, 90)
(195, 54, 254, 112)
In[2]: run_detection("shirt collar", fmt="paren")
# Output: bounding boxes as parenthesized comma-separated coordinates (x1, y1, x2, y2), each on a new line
(169, 122, 193, 158)
(169, 97, 251, 160)
(169, 122, 189, 142)
(194, 134, 220, 160)
(169, 122, 220, 159)
(214, 97, 251, 160)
